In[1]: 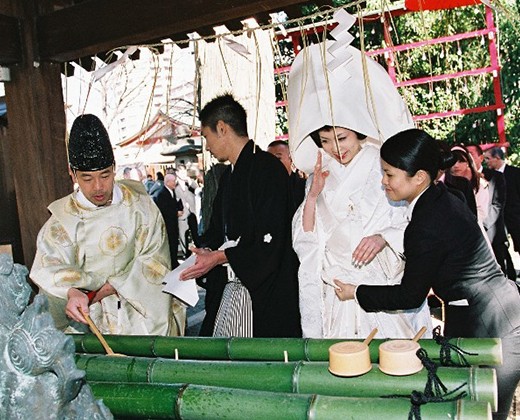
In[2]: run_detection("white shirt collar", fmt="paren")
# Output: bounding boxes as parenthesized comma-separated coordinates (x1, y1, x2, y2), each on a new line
(405, 186, 430, 221)
(165, 185, 175, 197)
(76, 183, 122, 209)
(497, 162, 506, 173)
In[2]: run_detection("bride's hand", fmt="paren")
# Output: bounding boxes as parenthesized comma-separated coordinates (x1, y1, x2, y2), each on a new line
(352, 234, 387, 267)
(308, 151, 329, 199)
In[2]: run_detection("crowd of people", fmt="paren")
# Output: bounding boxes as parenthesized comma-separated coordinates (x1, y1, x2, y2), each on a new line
(28, 40, 520, 419)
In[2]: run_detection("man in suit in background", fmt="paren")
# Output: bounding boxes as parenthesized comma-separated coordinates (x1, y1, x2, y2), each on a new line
(267, 140, 306, 211)
(154, 173, 183, 268)
(467, 144, 515, 279)
(485, 147, 520, 270)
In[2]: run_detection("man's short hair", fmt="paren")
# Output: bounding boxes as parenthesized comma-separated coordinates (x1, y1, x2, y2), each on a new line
(488, 147, 505, 160)
(466, 143, 483, 156)
(268, 140, 289, 149)
(199, 94, 248, 137)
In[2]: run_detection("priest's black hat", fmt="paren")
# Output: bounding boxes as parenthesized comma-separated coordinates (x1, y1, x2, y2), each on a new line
(68, 114, 115, 171)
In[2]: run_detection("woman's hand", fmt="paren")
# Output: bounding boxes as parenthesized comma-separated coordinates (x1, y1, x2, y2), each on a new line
(334, 280, 356, 301)
(302, 151, 329, 232)
(352, 234, 387, 267)
(308, 151, 329, 199)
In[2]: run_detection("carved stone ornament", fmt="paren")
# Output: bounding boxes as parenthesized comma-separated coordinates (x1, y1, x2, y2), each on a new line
(0, 254, 113, 419)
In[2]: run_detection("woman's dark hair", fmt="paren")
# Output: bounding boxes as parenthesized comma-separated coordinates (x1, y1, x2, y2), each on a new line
(436, 140, 457, 171)
(380, 129, 439, 183)
(309, 125, 367, 148)
(156, 171, 164, 181)
(451, 146, 480, 192)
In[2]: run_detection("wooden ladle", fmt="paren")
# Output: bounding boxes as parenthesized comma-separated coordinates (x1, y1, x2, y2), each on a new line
(412, 326, 427, 342)
(363, 327, 379, 346)
(328, 328, 378, 377)
(79, 308, 124, 357)
(379, 326, 427, 376)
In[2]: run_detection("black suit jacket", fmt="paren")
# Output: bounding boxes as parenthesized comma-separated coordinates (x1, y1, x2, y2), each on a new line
(482, 167, 507, 245)
(444, 173, 477, 217)
(356, 183, 520, 338)
(153, 186, 182, 266)
(503, 165, 520, 247)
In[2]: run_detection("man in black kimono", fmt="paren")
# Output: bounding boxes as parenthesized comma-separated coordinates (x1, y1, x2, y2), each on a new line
(180, 94, 301, 338)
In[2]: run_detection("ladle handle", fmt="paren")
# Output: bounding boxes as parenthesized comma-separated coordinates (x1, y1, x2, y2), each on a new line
(412, 326, 427, 342)
(80, 307, 115, 355)
(363, 328, 378, 346)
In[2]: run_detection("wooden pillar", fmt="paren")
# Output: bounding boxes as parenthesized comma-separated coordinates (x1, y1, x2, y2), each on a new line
(3, 0, 71, 267)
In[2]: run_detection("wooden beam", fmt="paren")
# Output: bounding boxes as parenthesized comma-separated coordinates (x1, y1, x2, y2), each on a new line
(0, 13, 22, 65)
(3, 0, 70, 267)
(37, 0, 312, 62)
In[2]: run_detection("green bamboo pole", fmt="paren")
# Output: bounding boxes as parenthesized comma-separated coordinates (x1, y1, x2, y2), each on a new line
(76, 355, 497, 411)
(70, 334, 502, 366)
(89, 381, 491, 420)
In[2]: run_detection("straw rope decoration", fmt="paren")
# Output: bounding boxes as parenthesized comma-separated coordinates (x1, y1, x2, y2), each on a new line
(252, 28, 263, 153)
(357, 5, 384, 143)
(217, 38, 234, 88)
(192, 39, 208, 173)
(316, 16, 343, 163)
(289, 20, 312, 158)
(165, 43, 176, 118)
(269, 30, 289, 142)
(69, 1, 386, 151)
(66, 0, 517, 172)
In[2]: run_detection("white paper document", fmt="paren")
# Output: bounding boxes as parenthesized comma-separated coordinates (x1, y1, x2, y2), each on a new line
(162, 255, 199, 307)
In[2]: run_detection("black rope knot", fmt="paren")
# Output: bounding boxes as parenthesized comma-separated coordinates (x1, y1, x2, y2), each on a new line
(410, 390, 429, 406)
(407, 348, 468, 420)
(408, 390, 428, 420)
(432, 325, 478, 367)
(416, 348, 448, 397)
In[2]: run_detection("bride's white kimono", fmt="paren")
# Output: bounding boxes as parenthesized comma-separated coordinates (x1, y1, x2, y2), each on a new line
(293, 145, 432, 339)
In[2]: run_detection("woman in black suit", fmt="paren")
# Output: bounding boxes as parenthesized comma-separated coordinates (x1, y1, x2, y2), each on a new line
(334, 128, 520, 420)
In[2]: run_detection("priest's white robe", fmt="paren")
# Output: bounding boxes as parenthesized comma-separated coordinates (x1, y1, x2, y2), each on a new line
(31, 180, 185, 336)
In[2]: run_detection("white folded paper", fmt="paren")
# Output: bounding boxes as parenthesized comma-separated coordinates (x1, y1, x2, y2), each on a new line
(162, 255, 199, 307)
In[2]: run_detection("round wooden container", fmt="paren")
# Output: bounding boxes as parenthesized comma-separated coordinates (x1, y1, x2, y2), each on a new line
(328, 341, 372, 377)
(378, 340, 422, 376)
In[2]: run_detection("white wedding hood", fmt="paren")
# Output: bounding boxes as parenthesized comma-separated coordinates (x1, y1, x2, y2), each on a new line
(287, 11, 414, 173)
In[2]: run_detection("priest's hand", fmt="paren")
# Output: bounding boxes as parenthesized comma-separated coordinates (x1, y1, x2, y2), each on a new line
(179, 248, 227, 280)
(352, 234, 387, 267)
(90, 282, 117, 305)
(66, 287, 90, 324)
(333, 280, 356, 301)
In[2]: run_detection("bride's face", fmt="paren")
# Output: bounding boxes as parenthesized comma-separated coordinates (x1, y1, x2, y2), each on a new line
(318, 127, 361, 165)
